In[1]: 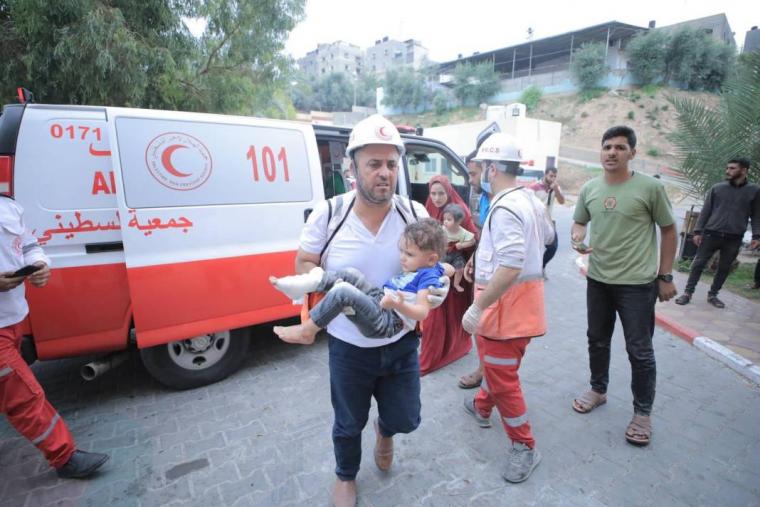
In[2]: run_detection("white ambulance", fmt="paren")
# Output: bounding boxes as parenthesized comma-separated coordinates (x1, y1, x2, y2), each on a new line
(0, 100, 469, 389)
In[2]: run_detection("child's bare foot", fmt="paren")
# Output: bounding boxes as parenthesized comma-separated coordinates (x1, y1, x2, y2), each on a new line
(454, 284, 465, 292)
(272, 324, 317, 344)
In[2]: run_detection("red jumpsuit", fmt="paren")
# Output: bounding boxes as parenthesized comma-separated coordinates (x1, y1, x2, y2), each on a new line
(0, 197, 75, 468)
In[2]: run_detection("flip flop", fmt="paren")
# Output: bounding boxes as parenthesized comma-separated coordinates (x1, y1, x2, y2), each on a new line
(625, 414, 652, 446)
(572, 390, 607, 414)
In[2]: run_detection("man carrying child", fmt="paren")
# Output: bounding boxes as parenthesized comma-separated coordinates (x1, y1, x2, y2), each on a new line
(275, 115, 448, 507)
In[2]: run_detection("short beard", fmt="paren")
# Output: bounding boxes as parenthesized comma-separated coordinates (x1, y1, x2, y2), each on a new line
(356, 180, 392, 205)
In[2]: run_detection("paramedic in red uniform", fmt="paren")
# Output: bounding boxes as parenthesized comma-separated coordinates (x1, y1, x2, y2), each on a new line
(1, 195, 109, 478)
(460, 134, 553, 484)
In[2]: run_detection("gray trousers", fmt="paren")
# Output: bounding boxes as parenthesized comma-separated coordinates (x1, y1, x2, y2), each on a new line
(310, 268, 405, 338)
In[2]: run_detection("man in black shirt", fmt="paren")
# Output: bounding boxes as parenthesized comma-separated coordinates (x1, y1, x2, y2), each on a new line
(676, 157, 760, 308)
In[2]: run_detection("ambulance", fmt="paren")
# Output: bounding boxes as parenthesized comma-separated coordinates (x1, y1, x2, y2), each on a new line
(0, 98, 469, 389)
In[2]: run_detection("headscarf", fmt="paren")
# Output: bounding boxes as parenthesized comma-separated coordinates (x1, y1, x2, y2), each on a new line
(424, 175, 478, 237)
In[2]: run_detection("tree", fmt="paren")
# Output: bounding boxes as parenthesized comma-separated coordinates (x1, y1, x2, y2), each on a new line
(519, 85, 543, 112)
(381, 67, 429, 112)
(0, 0, 305, 117)
(452, 61, 500, 106)
(312, 72, 353, 112)
(569, 42, 608, 90)
(626, 30, 669, 85)
(355, 74, 379, 108)
(665, 27, 735, 91)
(668, 52, 760, 198)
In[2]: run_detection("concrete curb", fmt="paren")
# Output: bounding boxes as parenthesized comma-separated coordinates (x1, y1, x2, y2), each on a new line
(575, 254, 760, 386)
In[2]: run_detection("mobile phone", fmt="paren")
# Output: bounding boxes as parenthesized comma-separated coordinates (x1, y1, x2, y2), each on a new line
(9, 264, 43, 278)
(572, 241, 589, 251)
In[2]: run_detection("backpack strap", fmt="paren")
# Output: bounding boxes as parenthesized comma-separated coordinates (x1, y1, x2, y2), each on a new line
(393, 195, 419, 224)
(319, 194, 355, 259)
(486, 186, 524, 232)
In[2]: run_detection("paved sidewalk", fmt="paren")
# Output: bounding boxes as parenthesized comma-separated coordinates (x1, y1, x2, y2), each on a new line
(657, 271, 760, 363)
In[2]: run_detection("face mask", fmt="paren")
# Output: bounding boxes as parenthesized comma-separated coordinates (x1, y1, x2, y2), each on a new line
(480, 163, 492, 195)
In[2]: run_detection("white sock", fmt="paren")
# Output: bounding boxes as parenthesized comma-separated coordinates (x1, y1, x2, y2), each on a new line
(271, 267, 325, 300)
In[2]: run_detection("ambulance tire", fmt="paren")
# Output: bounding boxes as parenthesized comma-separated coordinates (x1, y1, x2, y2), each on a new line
(140, 328, 251, 390)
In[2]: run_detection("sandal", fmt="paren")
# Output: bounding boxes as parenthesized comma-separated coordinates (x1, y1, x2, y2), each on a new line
(572, 390, 607, 414)
(625, 414, 652, 446)
(458, 371, 483, 389)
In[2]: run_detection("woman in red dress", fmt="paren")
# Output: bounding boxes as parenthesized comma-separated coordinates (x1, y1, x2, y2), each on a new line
(420, 175, 478, 375)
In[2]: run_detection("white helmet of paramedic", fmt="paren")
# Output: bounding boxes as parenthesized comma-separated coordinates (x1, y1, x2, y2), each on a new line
(345, 114, 405, 159)
(472, 132, 524, 176)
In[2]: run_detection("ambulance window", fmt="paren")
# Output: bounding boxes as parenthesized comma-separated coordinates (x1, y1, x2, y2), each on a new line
(317, 140, 350, 198)
(115, 118, 313, 208)
(405, 147, 465, 186)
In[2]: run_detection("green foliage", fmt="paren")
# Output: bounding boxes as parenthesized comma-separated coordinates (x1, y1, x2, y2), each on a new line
(570, 42, 608, 90)
(432, 90, 448, 115)
(355, 74, 379, 108)
(628, 91, 641, 102)
(452, 61, 500, 106)
(310, 72, 353, 112)
(665, 27, 735, 91)
(626, 30, 669, 85)
(382, 67, 430, 112)
(668, 52, 760, 198)
(641, 84, 660, 97)
(519, 85, 543, 112)
(627, 110, 635, 120)
(578, 87, 606, 102)
(646, 148, 660, 157)
(627, 27, 736, 91)
(0, 0, 305, 117)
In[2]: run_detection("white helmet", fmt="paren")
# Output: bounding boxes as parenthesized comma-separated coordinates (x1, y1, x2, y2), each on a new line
(346, 114, 405, 158)
(473, 133, 523, 163)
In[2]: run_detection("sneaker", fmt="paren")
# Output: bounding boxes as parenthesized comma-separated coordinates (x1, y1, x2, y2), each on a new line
(270, 267, 324, 300)
(502, 442, 541, 483)
(56, 450, 109, 479)
(674, 293, 692, 305)
(463, 397, 491, 428)
(707, 295, 725, 309)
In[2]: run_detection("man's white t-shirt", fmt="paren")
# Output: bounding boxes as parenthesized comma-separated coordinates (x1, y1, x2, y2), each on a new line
(299, 197, 428, 348)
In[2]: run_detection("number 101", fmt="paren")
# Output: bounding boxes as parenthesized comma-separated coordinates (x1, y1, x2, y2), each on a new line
(246, 145, 290, 182)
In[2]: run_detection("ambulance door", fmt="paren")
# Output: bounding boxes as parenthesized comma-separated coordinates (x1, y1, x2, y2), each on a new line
(14, 105, 132, 359)
(107, 108, 320, 354)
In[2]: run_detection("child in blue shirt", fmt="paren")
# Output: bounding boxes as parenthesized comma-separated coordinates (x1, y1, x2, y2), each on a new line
(270, 218, 453, 344)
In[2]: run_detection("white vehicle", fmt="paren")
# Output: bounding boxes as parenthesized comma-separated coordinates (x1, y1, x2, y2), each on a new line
(424, 103, 562, 183)
(0, 99, 469, 389)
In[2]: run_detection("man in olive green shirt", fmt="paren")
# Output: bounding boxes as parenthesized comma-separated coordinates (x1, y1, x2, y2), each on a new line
(570, 126, 678, 447)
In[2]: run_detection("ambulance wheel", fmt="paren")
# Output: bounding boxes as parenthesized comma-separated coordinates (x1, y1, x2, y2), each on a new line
(140, 328, 250, 390)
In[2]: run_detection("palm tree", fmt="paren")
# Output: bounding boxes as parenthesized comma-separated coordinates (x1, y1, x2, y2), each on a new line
(668, 52, 760, 198)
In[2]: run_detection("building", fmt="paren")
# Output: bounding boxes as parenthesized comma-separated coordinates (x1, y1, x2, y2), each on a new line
(364, 36, 430, 77)
(743, 26, 760, 53)
(436, 21, 644, 91)
(297, 41, 364, 79)
(657, 13, 736, 49)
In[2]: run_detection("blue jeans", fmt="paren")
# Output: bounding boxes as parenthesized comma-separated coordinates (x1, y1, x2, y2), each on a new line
(586, 277, 658, 415)
(310, 268, 404, 338)
(328, 331, 421, 480)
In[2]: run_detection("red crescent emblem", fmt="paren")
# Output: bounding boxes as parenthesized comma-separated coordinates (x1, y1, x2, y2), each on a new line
(161, 145, 192, 177)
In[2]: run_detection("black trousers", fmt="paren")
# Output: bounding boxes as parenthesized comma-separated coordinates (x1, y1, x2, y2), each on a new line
(684, 232, 743, 296)
(586, 277, 658, 415)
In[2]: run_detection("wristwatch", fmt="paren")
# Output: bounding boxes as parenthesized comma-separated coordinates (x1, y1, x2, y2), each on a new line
(657, 274, 673, 283)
